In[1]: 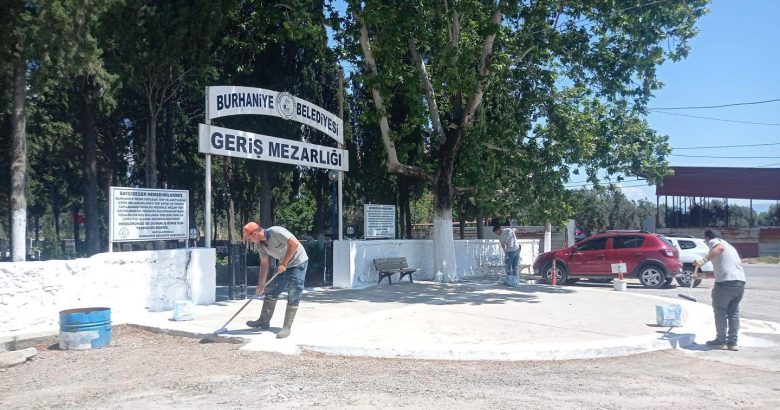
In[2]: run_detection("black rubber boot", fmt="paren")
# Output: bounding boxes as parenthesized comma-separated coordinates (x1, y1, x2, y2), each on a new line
(276, 305, 298, 339)
(246, 299, 277, 329)
(705, 339, 727, 349)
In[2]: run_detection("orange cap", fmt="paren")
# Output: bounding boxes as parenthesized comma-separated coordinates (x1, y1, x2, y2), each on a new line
(242, 222, 260, 240)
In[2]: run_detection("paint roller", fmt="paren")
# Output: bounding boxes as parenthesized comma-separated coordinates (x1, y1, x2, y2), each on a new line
(678, 265, 699, 302)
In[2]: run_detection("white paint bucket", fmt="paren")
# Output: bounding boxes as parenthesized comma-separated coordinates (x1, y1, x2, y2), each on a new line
(613, 279, 628, 292)
(172, 300, 194, 321)
(656, 304, 682, 327)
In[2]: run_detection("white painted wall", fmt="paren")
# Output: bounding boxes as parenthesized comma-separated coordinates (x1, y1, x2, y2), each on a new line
(333, 239, 539, 289)
(0, 248, 215, 337)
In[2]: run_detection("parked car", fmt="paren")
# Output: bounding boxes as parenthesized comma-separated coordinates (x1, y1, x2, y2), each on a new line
(665, 236, 713, 288)
(533, 231, 683, 289)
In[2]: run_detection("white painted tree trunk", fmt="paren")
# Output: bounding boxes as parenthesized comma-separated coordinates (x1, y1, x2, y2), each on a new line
(544, 222, 552, 252)
(432, 207, 458, 283)
(12, 208, 26, 262)
(11, 57, 27, 262)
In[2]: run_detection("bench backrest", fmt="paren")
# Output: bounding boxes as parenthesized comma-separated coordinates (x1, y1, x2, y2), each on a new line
(374, 257, 410, 271)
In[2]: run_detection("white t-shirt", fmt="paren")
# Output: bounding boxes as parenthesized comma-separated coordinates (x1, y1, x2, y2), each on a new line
(707, 238, 745, 282)
(498, 228, 520, 252)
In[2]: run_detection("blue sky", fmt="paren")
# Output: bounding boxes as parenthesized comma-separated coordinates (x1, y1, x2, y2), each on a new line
(614, 0, 780, 211)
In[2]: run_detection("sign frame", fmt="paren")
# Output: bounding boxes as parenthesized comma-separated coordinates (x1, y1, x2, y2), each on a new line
(207, 85, 343, 144)
(198, 124, 348, 171)
(109, 187, 189, 245)
(364, 204, 396, 240)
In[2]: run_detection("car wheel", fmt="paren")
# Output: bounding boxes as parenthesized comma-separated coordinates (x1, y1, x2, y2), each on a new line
(675, 272, 703, 288)
(638, 265, 667, 289)
(542, 261, 567, 285)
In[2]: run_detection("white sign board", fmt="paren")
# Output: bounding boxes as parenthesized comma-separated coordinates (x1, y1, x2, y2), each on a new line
(611, 263, 627, 274)
(364, 204, 395, 239)
(199, 124, 349, 171)
(109, 187, 189, 242)
(207, 86, 343, 144)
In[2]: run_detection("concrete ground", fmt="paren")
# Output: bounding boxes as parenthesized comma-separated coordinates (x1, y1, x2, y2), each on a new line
(120, 276, 779, 361)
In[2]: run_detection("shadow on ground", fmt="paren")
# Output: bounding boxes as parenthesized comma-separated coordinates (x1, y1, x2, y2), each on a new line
(220, 276, 575, 306)
(300, 277, 575, 306)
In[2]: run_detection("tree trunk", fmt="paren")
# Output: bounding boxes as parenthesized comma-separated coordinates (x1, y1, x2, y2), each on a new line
(72, 205, 81, 253)
(431, 135, 460, 282)
(145, 114, 158, 188)
(260, 166, 273, 227)
(397, 177, 409, 238)
(82, 79, 100, 256)
(225, 158, 236, 242)
(459, 206, 466, 240)
(404, 199, 412, 239)
(313, 173, 327, 235)
(476, 216, 484, 239)
(228, 195, 237, 242)
(53, 200, 61, 252)
(10, 56, 27, 261)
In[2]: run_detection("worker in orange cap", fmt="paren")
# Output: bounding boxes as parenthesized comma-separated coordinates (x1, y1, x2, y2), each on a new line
(242, 222, 309, 338)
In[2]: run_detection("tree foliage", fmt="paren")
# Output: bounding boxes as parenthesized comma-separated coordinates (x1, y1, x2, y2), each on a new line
(339, 0, 709, 278)
(0, 0, 715, 263)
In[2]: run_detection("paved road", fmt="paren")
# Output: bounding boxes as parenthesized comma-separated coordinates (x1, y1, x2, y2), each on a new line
(568, 263, 780, 322)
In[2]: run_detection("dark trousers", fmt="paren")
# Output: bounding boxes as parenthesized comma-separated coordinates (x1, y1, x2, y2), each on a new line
(711, 280, 745, 345)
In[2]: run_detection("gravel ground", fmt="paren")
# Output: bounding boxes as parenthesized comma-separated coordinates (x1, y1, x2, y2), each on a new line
(1, 326, 780, 409)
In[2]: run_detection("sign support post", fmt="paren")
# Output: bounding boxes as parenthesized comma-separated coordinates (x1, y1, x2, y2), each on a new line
(108, 191, 113, 253)
(205, 87, 212, 248)
(337, 68, 344, 240)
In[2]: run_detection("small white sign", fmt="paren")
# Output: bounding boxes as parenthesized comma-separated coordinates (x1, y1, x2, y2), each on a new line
(199, 124, 348, 172)
(110, 187, 189, 242)
(364, 204, 395, 239)
(611, 263, 627, 274)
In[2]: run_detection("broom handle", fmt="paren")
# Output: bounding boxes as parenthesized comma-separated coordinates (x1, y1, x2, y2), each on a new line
(690, 265, 699, 290)
(217, 269, 283, 330)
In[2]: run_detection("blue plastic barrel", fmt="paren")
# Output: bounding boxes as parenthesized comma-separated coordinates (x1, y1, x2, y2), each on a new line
(59, 307, 112, 350)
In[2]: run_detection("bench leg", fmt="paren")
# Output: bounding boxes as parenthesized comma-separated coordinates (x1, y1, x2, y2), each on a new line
(378, 273, 392, 285)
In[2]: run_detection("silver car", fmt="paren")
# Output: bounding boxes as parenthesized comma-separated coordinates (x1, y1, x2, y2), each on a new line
(665, 236, 713, 288)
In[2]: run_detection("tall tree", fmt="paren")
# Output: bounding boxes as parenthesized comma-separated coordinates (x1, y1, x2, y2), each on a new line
(344, 0, 708, 281)
(102, 0, 229, 189)
(1, 0, 112, 260)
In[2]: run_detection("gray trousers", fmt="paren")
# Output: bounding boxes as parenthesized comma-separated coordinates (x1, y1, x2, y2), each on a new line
(711, 281, 745, 345)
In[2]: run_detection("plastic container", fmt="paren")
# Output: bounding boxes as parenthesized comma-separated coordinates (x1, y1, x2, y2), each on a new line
(656, 304, 683, 327)
(613, 279, 628, 291)
(172, 300, 195, 321)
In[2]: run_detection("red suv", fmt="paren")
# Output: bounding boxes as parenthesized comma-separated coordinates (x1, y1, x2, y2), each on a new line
(532, 231, 682, 288)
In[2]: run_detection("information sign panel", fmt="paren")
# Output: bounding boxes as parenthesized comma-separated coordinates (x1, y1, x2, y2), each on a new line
(364, 204, 396, 239)
(110, 187, 189, 242)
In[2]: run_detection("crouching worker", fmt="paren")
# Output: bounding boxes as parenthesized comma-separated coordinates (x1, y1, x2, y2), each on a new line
(242, 222, 309, 339)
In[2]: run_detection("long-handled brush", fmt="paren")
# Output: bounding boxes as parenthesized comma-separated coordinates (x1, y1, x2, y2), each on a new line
(200, 269, 283, 343)
(678, 265, 699, 302)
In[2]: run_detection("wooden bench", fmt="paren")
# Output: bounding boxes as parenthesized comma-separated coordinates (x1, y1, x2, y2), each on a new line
(373, 257, 418, 285)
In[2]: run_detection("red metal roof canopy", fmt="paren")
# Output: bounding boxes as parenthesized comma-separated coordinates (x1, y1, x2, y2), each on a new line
(655, 167, 780, 200)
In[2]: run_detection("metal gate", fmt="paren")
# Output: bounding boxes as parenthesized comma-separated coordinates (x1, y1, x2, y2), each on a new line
(227, 242, 247, 299)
